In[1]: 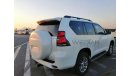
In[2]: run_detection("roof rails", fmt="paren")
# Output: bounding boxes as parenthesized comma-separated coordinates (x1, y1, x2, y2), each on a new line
(64, 15, 92, 22)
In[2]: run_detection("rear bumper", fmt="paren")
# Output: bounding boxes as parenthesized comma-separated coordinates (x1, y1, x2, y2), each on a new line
(33, 58, 57, 69)
(32, 49, 77, 70)
(32, 56, 74, 69)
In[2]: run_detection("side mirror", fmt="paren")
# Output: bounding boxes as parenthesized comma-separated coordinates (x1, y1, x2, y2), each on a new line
(98, 32, 105, 35)
(105, 30, 111, 35)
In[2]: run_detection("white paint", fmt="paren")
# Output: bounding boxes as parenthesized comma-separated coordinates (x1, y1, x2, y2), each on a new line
(14, 45, 22, 60)
(94, 61, 107, 69)
(29, 17, 114, 70)
(24, 61, 29, 69)
(14, 42, 27, 49)
(24, 44, 31, 76)
(24, 67, 31, 76)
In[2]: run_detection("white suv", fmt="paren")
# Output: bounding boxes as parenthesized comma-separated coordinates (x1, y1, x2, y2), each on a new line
(29, 15, 114, 75)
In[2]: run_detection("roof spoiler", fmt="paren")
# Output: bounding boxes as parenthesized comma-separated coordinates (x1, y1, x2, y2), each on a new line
(64, 15, 92, 22)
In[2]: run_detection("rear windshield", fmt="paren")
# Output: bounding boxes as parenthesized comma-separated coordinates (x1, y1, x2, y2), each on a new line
(38, 20, 60, 25)
(37, 20, 60, 36)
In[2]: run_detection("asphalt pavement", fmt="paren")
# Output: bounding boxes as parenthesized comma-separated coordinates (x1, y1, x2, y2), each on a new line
(14, 35, 29, 47)
(14, 35, 116, 76)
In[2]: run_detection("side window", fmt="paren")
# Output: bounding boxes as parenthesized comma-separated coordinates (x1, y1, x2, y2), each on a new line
(93, 24, 105, 34)
(69, 21, 85, 35)
(84, 22, 95, 35)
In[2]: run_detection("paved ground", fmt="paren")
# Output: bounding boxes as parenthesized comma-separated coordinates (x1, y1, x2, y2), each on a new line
(14, 35, 29, 47)
(14, 35, 116, 76)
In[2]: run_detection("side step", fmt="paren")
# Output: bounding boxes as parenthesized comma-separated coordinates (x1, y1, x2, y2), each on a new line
(91, 51, 107, 62)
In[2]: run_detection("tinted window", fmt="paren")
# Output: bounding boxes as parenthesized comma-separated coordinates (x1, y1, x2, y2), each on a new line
(93, 24, 105, 34)
(69, 21, 85, 35)
(38, 20, 60, 25)
(37, 20, 60, 36)
(84, 22, 95, 35)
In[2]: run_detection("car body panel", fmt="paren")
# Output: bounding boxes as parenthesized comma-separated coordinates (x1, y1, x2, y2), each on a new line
(29, 16, 114, 70)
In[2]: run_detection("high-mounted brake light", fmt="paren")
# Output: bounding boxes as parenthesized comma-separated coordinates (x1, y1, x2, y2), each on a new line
(57, 31, 70, 46)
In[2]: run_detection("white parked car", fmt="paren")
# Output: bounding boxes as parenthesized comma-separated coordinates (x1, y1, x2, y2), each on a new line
(29, 16, 114, 75)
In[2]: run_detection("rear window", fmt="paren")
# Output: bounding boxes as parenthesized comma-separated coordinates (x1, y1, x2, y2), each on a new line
(84, 22, 95, 35)
(69, 21, 95, 35)
(37, 20, 60, 36)
(37, 20, 60, 25)
(69, 21, 85, 35)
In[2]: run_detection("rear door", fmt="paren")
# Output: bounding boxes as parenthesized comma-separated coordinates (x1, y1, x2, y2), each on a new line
(29, 19, 61, 59)
(93, 23, 107, 53)
(69, 21, 99, 57)
(37, 19, 61, 36)
(83, 22, 100, 56)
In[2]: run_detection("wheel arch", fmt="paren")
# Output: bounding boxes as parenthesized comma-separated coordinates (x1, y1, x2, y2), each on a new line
(76, 48, 91, 61)
(74, 48, 91, 72)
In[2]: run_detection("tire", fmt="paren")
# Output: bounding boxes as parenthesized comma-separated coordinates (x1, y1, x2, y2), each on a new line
(75, 52, 90, 75)
(106, 43, 114, 56)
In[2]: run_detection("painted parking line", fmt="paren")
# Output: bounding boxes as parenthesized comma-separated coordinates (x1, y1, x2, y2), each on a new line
(24, 44, 31, 76)
(14, 42, 27, 49)
(94, 61, 107, 69)
(14, 45, 22, 60)
(44, 66, 54, 76)
(24, 67, 31, 76)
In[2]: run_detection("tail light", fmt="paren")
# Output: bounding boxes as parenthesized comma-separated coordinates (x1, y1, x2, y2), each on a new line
(57, 31, 70, 46)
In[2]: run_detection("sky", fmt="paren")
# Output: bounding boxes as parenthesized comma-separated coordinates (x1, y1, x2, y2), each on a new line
(15, 0, 116, 29)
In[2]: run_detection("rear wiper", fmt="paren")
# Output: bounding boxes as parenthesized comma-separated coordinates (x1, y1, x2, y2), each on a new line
(48, 32, 53, 36)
